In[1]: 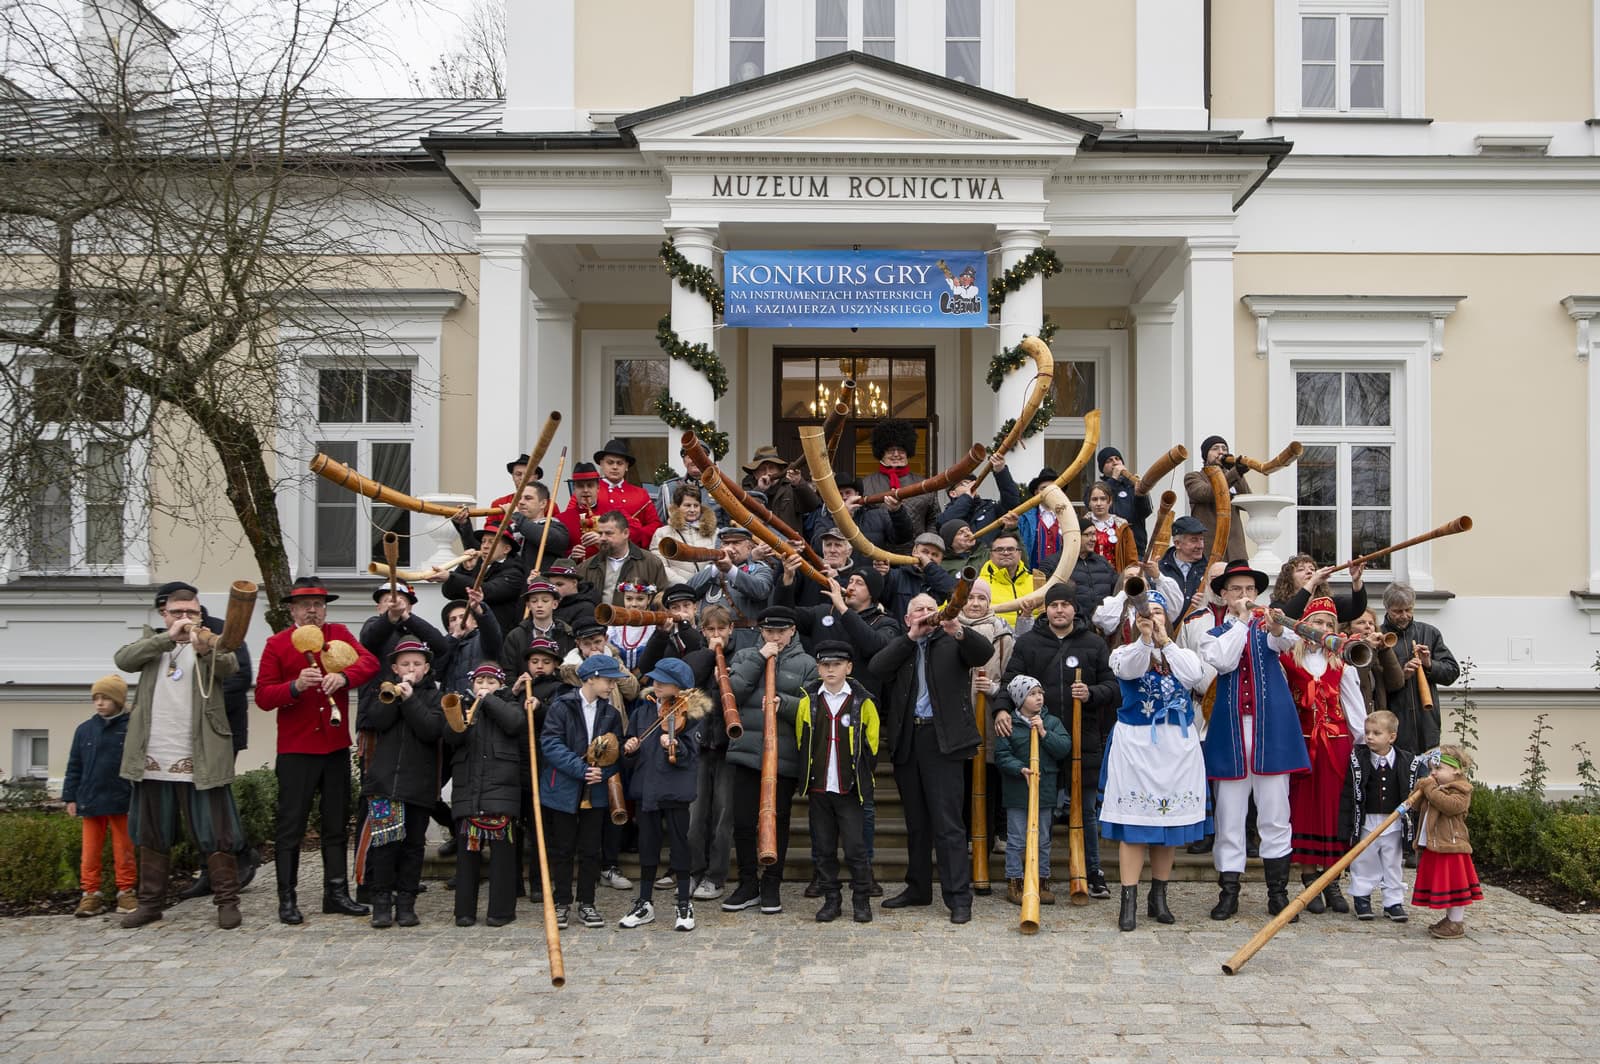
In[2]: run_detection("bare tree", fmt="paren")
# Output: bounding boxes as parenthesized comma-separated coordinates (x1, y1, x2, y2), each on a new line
(0, 0, 471, 629)
(417, 0, 505, 98)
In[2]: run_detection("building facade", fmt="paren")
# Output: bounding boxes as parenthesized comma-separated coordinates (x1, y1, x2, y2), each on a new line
(3, 0, 1599, 789)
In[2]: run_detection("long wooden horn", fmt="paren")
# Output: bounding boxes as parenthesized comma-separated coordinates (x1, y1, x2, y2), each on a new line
(309, 453, 499, 518)
(472, 434, 545, 594)
(366, 554, 474, 582)
(970, 335, 1054, 492)
(757, 655, 779, 866)
(683, 433, 825, 571)
(1131, 445, 1188, 496)
(799, 424, 917, 567)
(858, 443, 988, 507)
(936, 567, 979, 622)
(524, 689, 566, 988)
(1326, 516, 1473, 574)
(657, 539, 725, 564)
(987, 485, 1080, 616)
(218, 581, 258, 653)
(382, 532, 400, 601)
(971, 410, 1101, 539)
(1225, 440, 1305, 477)
(1203, 465, 1233, 570)
(594, 604, 672, 626)
(1019, 723, 1042, 935)
(713, 644, 743, 740)
(786, 379, 856, 472)
(699, 464, 832, 589)
(526, 412, 563, 477)
(1143, 491, 1178, 567)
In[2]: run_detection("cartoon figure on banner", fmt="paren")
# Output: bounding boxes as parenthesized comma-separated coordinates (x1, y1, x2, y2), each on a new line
(937, 259, 983, 315)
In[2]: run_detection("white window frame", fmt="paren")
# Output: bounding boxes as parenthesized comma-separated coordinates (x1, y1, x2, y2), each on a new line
(275, 291, 457, 580)
(1037, 329, 1129, 500)
(1288, 369, 1401, 576)
(1273, 0, 1424, 118)
(804, 0, 907, 63)
(581, 330, 671, 471)
(1246, 294, 1463, 592)
(13, 729, 49, 779)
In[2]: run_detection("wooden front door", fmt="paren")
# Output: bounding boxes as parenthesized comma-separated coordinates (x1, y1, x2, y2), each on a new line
(772, 348, 936, 481)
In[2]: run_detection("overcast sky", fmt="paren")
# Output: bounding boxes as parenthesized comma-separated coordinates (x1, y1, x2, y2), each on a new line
(323, 0, 481, 96)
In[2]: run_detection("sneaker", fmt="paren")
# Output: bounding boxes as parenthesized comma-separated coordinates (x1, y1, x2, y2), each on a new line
(74, 893, 106, 918)
(116, 890, 137, 914)
(722, 881, 761, 912)
(759, 878, 782, 915)
(1086, 870, 1111, 900)
(600, 867, 632, 891)
(1384, 904, 1408, 923)
(555, 905, 569, 930)
(654, 874, 675, 889)
(1353, 895, 1374, 921)
(578, 903, 604, 928)
(692, 878, 723, 901)
(674, 902, 696, 932)
(618, 899, 655, 928)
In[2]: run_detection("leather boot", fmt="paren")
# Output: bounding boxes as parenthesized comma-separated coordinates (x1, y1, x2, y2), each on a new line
(323, 877, 370, 916)
(370, 891, 394, 928)
(1263, 856, 1297, 922)
(1210, 872, 1241, 921)
(815, 894, 842, 923)
(1039, 880, 1056, 905)
(121, 848, 168, 928)
(1322, 877, 1350, 914)
(177, 866, 212, 901)
(804, 873, 823, 899)
(276, 848, 303, 925)
(851, 891, 872, 923)
(1147, 879, 1175, 924)
(1006, 878, 1023, 905)
(207, 852, 241, 930)
(1117, 885, 1138, 931)
(394, 891, 420, 927)
(1301, 872, 1327, 914)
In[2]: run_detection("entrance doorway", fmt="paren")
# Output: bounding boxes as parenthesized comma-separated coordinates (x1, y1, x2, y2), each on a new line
(773, 348, 935, 480)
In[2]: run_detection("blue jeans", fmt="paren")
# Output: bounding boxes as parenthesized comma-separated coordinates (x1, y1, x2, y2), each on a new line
(1005, 805, 1053, 881)
(1056, 767, 1103, 876)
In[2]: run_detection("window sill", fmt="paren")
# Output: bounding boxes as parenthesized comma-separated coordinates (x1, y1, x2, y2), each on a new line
(1268, 114, 1433, 125)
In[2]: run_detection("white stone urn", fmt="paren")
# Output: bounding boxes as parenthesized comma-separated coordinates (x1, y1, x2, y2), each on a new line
(1231, 494, 1295, 576)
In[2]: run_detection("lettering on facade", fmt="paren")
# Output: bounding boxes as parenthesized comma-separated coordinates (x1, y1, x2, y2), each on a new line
(710, 174, 1003, 201)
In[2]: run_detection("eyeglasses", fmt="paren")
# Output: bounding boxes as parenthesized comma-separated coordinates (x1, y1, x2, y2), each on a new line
(991, 545, 1020, 553)
(163, 608, 202, 619)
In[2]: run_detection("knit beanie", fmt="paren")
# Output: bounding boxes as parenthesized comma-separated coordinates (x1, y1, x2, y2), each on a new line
(1096, 446, 1123, 473)
(91, 675, 127, 708)
(1007, 674, 1042, 708)
(848, 565, 885, 603)
(939, 519, 970, 553)
(1201, 435, 1229, 461)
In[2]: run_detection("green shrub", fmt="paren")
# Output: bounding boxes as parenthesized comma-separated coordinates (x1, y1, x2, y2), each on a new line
(1466, 785, 1554, 874)
(1544, 814, 1600, 902)
(232, 766, 278, 847)
(0, 813, 80, 903)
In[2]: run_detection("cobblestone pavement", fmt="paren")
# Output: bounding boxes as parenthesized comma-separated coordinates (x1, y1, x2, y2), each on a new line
(2, 855, 1596, 1063)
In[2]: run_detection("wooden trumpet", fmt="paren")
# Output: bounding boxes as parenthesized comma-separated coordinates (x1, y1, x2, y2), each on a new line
(1224, 785, 1424, 974)
(713, 644, 743, 740)
(973, 335, 1054, 492)
(594, 604, 671, 626)
(699, 464, 832, 588)
(1130, 445, 1189, 496)
(971, 689, 990, 894)
(366, 553, 474, 582)
(1019, 719, 1042, 935)
(786, 379, 855, 472)
(971, 410, 1101, 540)
(857, 443, 988, 507)
(1143, 491, 1177, 567)
(382, 531, 400, 601)
(530, 448, 568, 578)
(757, 655, 779, 866)
(218, 580, 257, 653)
(1222, 440, 1305, 477)
(937, 567, 978, 622)
(1412, 645, 1435, 712)
(1066, 657, 1088, 905)
(657, 538, 725, 564)
(310, 452, 499, 519)
(522, 689, 566, 988)
(1327, 516, 1474, 574)
(378, 681, 402, 704)
(472, 431, 550, 594)
(443, 692, 474, 733)
(799, 424, 918, 567)
(1258, 608, 1374, 668)
(683, 433, 825, 571)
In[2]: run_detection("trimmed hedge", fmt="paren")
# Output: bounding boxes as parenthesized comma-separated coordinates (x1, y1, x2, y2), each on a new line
(1466, 786, 1600, 903)
(0, 813, 82, 903)
(1544, 814, 1600, 900)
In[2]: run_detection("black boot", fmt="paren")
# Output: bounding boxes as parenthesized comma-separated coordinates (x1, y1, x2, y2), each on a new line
(1210, 872, 1241, 921)
(804, 874, 823, 899)
(370, 891, 394, 928)
(1301, 872, 1327, 914)
(1118, 885, 1138, 932)
(852, 891, 872, 923)
(815, 894, 842, 923)
(1263, 856, 1297, 922)
(236, 845, 259, 891)
(276, 848, 303, 925)
(395, 891, 420, 927)
(177, 866, 213, 901)
(1322, 877, 1350, 914)
(323, 877, 371, 916)
(1146, 879, 1174, 924)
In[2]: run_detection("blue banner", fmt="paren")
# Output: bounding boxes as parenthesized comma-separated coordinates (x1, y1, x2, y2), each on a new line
(722, 249, 987, 329)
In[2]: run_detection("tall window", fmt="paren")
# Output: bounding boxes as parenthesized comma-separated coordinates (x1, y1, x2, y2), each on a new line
(606, 352, 670, 486)
(815, 0, 896, 60)
(730, 0, 765, 82)
(1300, 11, 1385, 111)
(313, 366, 413, 572)
(945, 0, 981, 84)
(26, 366, 127, 572)
(1294, 369, 1395, 569)
(1276, 0, 1420, 118)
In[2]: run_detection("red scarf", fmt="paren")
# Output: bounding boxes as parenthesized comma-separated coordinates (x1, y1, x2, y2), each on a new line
(878, 464, 906, 490)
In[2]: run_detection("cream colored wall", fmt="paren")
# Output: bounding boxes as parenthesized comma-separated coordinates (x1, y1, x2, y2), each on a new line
(574, 0, 695, 113)
(1426, 0, 1594, 121)
(1016, 0, 1135, 112)
(1233, 253, 1596, 597)
(1208, 0, 1275, 118)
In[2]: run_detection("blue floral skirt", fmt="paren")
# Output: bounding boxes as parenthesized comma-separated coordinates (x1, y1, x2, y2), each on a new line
(1097, 721, 1213, 846)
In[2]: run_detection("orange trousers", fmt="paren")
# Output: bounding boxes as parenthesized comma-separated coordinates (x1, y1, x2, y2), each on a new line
(81, 814, 136, 894)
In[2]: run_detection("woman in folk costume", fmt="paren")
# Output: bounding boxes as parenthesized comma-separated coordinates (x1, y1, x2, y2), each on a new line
(651, 483, 719, 585)
(605, 581, 658, 673)
(1101, 590, 1212, 931)
(1084, 481, 1139, 572)
(1280, 595, 1368, 914)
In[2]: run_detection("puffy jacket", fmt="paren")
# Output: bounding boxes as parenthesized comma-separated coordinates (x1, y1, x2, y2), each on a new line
(116, 628, 241, 790)
(554, 583, 603, 631)
(438, 607, 504, 698)
(811, 503, 911, 555)
(795, 677, 880, 802)
(1070, 551, 1117, 622)
(443, 689, 527, 818)
(978, 558, 1035, 629)
(358, 611, 450, 727)
(357, 679, 444, 808)
(993, 616, 1118, 769)
(63, 711, 132, 817)
(994, 710, 1072, 810)
(869, 626, 992, 764)
(624, 690, 709, 810)
(726, 640, 818, 778)
(443, 556, 528, 637)
(538, 688, 624, 815)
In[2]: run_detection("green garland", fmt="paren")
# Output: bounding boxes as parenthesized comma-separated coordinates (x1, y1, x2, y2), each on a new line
(654, 393, 729, 460)
(656, 314, 729, 399)
(659, 240, 725, 316)
(991, 392, 1057, 452)
(988, 247, 1062, 311)
(651, 462, 678, 486)
(984, 317, 1059, 391)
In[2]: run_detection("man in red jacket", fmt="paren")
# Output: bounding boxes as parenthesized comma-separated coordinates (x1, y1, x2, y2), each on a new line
(255, 578, 381, 924)
(594, 439, 663, 549)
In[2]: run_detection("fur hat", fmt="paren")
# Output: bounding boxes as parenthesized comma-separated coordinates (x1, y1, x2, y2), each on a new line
(870, 419, 918, 461)
(91, 675, 127, 708)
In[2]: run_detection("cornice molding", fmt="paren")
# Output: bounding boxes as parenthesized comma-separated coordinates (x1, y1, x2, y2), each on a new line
(1242, 294, 1466, 359)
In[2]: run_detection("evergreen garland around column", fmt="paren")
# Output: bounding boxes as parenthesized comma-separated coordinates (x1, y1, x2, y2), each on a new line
(656, 239, 730, 458)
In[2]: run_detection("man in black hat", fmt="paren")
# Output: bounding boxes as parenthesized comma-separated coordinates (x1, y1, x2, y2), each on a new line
(721, 605, 819, 915)
(484, 453, 543, 533)
(1095, 446, 1152, 556)
(1185, 435, 1250, 561)
(593, 439, 663, 549)
(443, 528, 527, 637)
(686, 526, 773, 635)
(868, 593, 992, 923)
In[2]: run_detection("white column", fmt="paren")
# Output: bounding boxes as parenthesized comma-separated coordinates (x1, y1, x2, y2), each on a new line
(1129, 0, 1208, 130)
(1129, 300, 1182, 475)
(995, 228, 1048, 489)
(503, 0, 578, 132)
(529, 298, 577, 476)
(1182, 238, 1239, 464)
(666, 226, 719, 454)
(475, 235, 531, 505)
(1564, 298, 1600, 591)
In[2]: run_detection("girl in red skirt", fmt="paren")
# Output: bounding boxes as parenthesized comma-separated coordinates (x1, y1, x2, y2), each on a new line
(1409, 745, 1482, 939)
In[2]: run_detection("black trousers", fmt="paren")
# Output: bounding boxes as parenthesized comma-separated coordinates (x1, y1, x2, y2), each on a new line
(894, 723, 972, 908)
(731, 765, 798, 888)
(455, 827, 518, 922)
(275, 751, 351, 883)
(544, 807, 604, 905)
(366, 801, 429, 899)
(637, 804, 692, 903)
(808, 790, 869, 897)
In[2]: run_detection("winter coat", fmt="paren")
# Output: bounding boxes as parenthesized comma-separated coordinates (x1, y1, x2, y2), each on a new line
(957, 611, 1015, 763)
(992, 616, 1118, 769)
(936, 466, 1022, 543)
(255, 621, 381, 756)
(538, 688, 624, 815)
(860, 471, 940, 545)
(357, 678, 444, 808)
(438, 607, 505, 698)
(994, 711, 1071, 810)
(554, 583, 603, 632)
(1338, 744, 1420, 847)
(1353, 641, 1407, 715)
(558, 647, 641, 702)
(869, 626, 992, 764)
(795, 677, 881, 802)
(726, 640, 819, 778)
(1414, 775, 1474, 854)
(578, 544, 669, 606)
(358, 611, 450, 724)
(740, 474, 823, 542)
(63, 711, 132, 817)
(651, 520, 718, 586)
(1275, 584, 1368, 624)
(443, 689, 527, 818)
(1183, 463, 1250, 561)
(1159, 547, 1208, 622)
(977, 558, 1036, 630)
(1100, 472, 1152, 556)
(1379, 617, 1459, 754)
(443, 556, 527, 639)
(115, 628, 240, 790)
(1071, 551, 1118, 622)
(624, 690, 709, 810)
(774, 585, 903, 698)
(811, 503, 911, 555)
(882, 560, 957, 620)
(499, 616, 577, 677)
